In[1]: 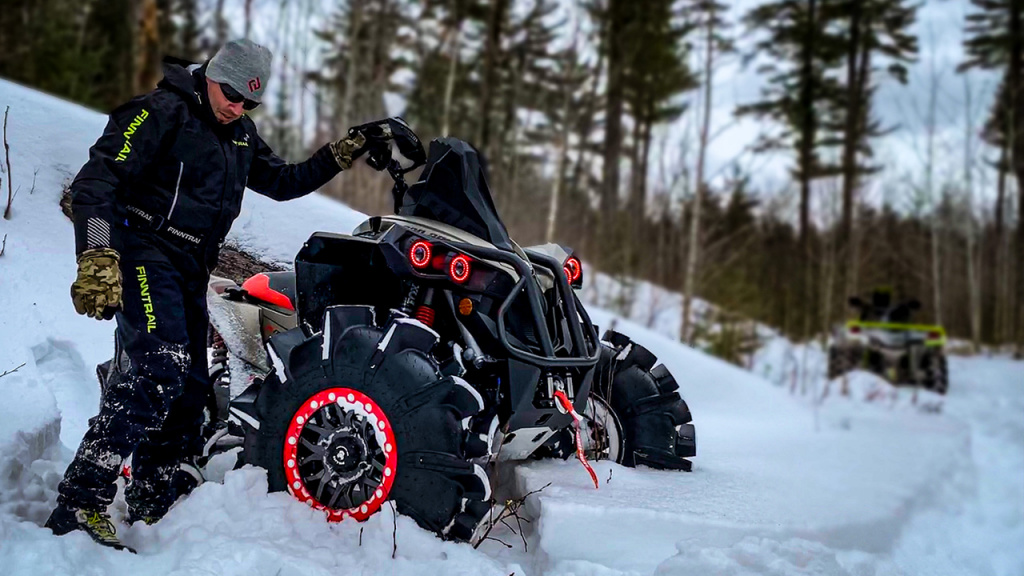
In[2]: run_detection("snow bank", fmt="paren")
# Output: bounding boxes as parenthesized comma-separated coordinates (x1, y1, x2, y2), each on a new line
(1, 77, 1021, 576)
(519, 310, 966, 573)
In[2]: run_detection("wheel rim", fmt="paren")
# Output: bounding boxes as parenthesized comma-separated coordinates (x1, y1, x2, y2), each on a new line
(283, 387, 397, 522)
(581, 394, 624, 462)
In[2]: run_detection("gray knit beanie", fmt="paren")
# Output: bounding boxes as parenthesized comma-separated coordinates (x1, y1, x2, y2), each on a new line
(207, 39, 272, 102)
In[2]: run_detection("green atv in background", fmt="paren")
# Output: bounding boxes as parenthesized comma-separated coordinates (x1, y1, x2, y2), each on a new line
(828, 289, 949, 394)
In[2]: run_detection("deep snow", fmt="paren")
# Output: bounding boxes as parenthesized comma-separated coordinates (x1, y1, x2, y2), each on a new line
(1, 78, 1022, 575)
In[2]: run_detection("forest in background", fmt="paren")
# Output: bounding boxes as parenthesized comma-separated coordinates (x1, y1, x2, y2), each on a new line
(1, 0, 1021, 354)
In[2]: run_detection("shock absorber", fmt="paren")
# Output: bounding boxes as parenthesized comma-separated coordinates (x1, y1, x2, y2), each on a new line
(399, 282, 421, 316)
(415, 287, 436, 328)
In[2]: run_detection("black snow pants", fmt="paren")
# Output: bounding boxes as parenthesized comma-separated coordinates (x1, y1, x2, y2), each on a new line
(57, 227, 214, 518)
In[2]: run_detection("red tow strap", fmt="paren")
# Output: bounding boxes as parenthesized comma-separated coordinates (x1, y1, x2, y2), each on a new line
(553, 390, 599, 489)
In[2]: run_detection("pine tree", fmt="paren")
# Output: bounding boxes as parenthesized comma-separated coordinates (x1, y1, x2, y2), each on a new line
(833, 0, 917, 301)
(737, 0, 846, 337)
(959, 0, 1024, 351)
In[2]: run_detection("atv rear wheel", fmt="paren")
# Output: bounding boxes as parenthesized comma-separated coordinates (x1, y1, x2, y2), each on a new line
(921, 350, 948, 395)
(589, 330, 696, 471)
(244, 306, 492, 540)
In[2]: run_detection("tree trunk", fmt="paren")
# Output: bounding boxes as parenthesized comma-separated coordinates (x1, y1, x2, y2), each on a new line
(441, 23, 462, 136)
(134, 0, 161, 95)
(926, 46, 942, 326)
(478, 0, 508, 159)
(964, 74, 981, 351)
(682, 7, 717, 345)
(798, 0, 819, 339)
(839, 0, 863, 301)
(214, 0, 227, 46)
(243, 0, 252, 37)
(1009, 1, 1024, 353)
(993, 143, 1008, 342)
(546, 42, 578, 244)
(602, 0, 628, 259)
(337, 0, 365, 201)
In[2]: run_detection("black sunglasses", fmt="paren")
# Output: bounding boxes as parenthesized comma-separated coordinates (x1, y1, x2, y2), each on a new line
(219, 82, 260, 110)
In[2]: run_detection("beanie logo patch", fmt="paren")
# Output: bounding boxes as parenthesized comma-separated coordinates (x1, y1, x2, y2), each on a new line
(248, 78, 261, 93)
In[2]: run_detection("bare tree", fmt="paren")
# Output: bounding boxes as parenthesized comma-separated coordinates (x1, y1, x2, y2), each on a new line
(681, 2, 722, 344)
(963, 73, 982, 351)
(925, 49, 943, 326)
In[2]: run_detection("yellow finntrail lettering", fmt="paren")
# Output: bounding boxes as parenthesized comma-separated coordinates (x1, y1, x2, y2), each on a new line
(136, 265, 157, 333)
(115, 109, 150, 162)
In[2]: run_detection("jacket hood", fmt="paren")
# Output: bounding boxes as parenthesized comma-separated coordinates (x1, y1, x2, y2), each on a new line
(157, 62, 202, 105)
(157, 62, 227, 130)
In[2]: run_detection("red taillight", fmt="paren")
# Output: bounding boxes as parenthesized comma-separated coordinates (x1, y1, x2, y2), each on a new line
(565, 257, 582, 283)
(449, 254, 471, 283)
(849, 326, 861, 334)
(409, 240, 432, 269)
(928, 331, 942, 340)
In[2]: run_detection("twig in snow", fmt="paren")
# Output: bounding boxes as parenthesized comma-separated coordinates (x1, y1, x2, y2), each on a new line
(513, 510, 528, 551)
(606, 469, 613, 484)
(3, 106, 12, 220)
(0, 363, 26, 379)
(473, 482, 550, 550)
(0, 234, 6, 257)
(358, 527, 363, 547)
(390, 501, 397, 559)
(484, 536, 512, 548)
(30, 167, 38, 194)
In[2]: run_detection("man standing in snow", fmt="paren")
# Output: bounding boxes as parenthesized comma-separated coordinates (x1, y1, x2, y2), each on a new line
(47, 39, 375, 551)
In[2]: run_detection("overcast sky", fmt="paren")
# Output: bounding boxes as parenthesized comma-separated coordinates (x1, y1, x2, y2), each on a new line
(245, 0, 1004, 223)
(692, 0, 1003, 223)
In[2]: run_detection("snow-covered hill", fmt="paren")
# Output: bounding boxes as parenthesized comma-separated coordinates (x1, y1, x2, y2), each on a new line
(1, 78, 1022, 576)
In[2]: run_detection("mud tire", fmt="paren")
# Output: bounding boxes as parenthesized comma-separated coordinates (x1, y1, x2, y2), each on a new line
(588, 330, 696, 471)
(827, 346, 860, 379)
(244, 306, 492, 541)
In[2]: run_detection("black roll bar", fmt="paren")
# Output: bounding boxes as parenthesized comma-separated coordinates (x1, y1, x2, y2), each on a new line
(447, 241, 600, 368)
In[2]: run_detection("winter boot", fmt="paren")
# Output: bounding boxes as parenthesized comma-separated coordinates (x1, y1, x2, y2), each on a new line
(45, 505, 136, 553)
(125, 511, 160, 526)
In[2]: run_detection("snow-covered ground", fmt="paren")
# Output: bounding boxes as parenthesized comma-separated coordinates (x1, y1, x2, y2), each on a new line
(1, 78, 1022, 575)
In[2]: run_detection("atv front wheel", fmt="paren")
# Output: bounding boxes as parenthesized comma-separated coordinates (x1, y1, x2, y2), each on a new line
(827, 345, 861, 379)
(244, 306, 492, 540)
(589, 330, 696, 471)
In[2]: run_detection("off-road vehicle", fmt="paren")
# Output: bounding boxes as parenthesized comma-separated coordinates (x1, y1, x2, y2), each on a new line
(105, 119, 697, 541)
(828, 289, 948, 394)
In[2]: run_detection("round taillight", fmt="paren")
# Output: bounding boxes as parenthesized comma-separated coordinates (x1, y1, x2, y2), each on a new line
(927, 331, 942, 340)
(449, 254, 471, 283)
(850, 326, 861, 334)
(409, 240, 432, 269)
(565, 257, 582, 282)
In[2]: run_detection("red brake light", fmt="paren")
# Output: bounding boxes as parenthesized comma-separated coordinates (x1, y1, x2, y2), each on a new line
(449, 254, 471, 283)
(409, 240, 432, 269)
(928, 331, 942, 340)
(849, 326, 861, 334)
(565, 257, 582, 282)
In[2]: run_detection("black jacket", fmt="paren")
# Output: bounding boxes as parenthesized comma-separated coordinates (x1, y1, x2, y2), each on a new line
(71, 63, 340, 255)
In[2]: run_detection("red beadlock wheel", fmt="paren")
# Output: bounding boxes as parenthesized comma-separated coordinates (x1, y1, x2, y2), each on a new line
(282, 387, 398, 522)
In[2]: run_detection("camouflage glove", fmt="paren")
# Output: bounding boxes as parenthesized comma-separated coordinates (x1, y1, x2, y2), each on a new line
(71, 248, 122, 320)
(328, 132, 367, 170)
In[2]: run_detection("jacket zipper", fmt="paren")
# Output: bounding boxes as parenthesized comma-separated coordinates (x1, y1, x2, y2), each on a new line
(167, 161, 184, 221)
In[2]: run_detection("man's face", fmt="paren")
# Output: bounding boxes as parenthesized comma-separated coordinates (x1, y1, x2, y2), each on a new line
(206, 78, 245, 124)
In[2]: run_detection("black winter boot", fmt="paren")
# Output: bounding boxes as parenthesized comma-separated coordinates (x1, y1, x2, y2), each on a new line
(45, 505, 136, 553)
